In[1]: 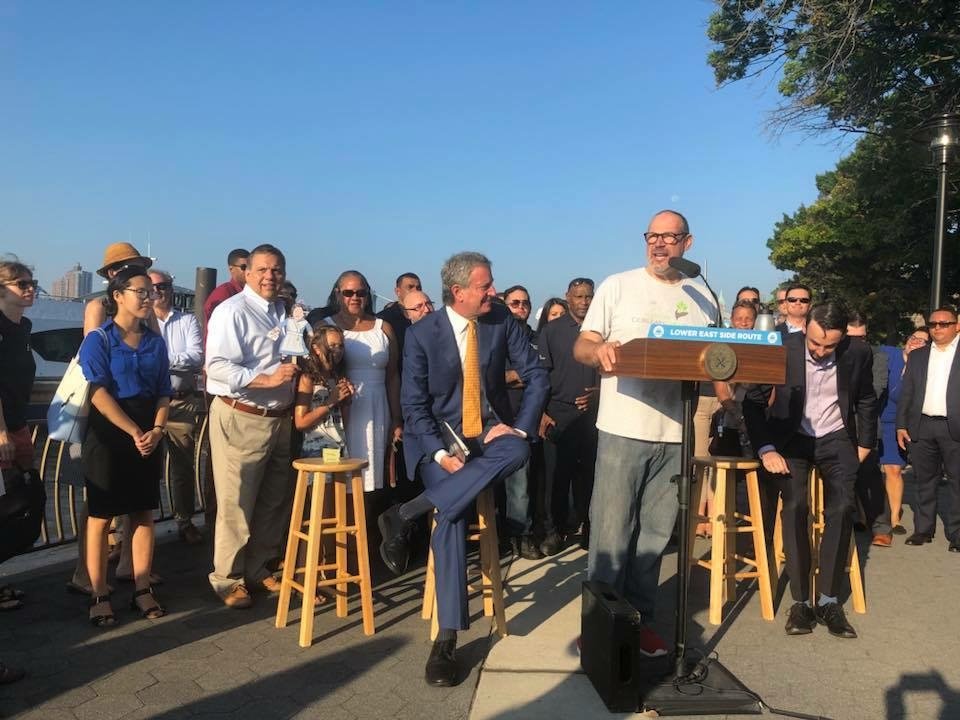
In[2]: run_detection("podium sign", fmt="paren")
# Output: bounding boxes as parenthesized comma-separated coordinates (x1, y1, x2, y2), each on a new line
(612, 325, 786, 385)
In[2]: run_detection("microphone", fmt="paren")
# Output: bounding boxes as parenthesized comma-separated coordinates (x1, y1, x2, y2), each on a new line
(668, 256, 722, 327)
(668, 257, 701, 278)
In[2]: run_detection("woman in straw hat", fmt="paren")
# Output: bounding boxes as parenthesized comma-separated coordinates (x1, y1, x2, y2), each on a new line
(67, 243, 162, 596)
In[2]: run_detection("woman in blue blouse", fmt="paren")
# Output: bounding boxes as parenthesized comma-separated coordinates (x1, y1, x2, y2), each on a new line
(79, 266, 172, 626)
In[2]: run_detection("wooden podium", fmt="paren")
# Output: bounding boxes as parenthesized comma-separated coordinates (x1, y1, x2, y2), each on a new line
(608, 329, 785, 705)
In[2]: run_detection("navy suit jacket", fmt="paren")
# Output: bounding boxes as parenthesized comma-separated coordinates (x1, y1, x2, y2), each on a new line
(743, 332, 877, 453)
(401, 303, 549, 478)
(896, 342, 960, 442)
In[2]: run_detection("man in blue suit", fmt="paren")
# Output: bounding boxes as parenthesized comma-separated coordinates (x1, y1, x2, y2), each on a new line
(377, 251, 549, 687)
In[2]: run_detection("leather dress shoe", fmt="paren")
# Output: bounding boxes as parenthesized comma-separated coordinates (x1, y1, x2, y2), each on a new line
(259, 575, 282, 594)
(815, 602, 857, 639)
(539, 531, 563, 557)
(905, 532, 933, 546)
(378, 504, 415, 576)
(871, 533, 893, 547)
(424, 638, 458, 687)
(512, 536, 544, 561)
(949, 535, 960, 553)
(222, 583, 253, 609)
(892, 524, 907, 536)
(784, 601, 817, 635)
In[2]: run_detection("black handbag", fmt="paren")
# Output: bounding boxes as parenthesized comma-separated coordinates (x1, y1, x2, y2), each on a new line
(0, 465, 46, 564)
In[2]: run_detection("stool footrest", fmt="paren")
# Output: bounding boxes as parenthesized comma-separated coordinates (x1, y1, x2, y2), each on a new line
(317, 575, 361, 587)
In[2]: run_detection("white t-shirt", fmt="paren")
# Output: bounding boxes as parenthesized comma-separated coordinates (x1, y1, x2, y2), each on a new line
(581, 267, 716, 442)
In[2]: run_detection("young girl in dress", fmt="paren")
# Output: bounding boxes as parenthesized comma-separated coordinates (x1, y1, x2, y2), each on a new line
(294, 325, 354, 456)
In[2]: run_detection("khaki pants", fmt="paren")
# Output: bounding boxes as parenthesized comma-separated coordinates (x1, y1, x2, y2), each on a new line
(166, 395, 203, 525)
(207, 399, 292, 595)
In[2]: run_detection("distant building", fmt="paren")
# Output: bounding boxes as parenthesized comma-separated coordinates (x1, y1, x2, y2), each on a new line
(51, 263, 93, 300)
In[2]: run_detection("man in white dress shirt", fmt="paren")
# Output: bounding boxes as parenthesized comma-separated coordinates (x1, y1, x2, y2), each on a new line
(149, 270, 205, 545)
(205, 244, 298, 608)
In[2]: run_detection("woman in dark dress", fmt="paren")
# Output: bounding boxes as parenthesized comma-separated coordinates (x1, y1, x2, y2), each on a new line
(79, 266, 172, 626)
(0, 258, 37, 683)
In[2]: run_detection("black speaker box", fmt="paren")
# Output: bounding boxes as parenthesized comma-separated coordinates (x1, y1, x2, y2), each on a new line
(580, 581, 667, 712)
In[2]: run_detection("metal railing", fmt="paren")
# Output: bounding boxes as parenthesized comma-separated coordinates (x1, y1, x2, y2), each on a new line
(24, 415, 211, 553)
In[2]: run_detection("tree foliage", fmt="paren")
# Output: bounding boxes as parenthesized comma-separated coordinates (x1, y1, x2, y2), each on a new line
(707, 0, 960, 133)
(768, 132, 959, 339)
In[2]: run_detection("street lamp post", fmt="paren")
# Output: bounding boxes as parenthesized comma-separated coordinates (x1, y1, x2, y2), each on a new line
(919, 113, 960, 312)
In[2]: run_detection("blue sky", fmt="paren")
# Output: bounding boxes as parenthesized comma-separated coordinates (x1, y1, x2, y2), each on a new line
(1, 1, 849, 313)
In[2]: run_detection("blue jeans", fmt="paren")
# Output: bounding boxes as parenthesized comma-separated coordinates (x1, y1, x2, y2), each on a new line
(588, 430, 680, 621)
(503, 457, 532, 536)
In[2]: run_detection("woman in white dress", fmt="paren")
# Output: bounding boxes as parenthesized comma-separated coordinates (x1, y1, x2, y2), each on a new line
(323, 271, 401, 492)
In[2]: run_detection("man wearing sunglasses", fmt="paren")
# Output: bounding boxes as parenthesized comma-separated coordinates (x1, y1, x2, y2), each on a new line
(896, 307, 960, 553)
(203, 248, 249, 328)
(775, 282, 812, 335)
(744, 301, 877, 639)
(150, 270, 204, 546)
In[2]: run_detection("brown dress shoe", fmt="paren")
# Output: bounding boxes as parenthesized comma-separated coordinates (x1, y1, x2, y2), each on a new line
(871, 533, 893, 547)
(222, 584, 253, 609)
(259, 575, 282, 594)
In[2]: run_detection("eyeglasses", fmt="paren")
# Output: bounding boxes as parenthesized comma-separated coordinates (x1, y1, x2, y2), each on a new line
(230, 263, 247, 271)
(643, 232, 688, 245)
(927, 321, 956, 329)
(404, 302, 433, 313)
(786, 297, 811, 304)
(153, 282, 172, 292)
(340, 289, 368, 298)
(508, 300, 531, 308)
(739, 297, 760, 305)
(3, 279, 38, 291)
(123, 288, 158, 301)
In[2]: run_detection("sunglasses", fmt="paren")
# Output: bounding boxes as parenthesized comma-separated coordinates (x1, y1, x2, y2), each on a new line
(230, 263, 247, 271)
(786, 297, 811, 304)
(153, 282, 172, 292)
(4, 279, 38, 291)
(340, 289, 368, 298)
(927, 321, 956, 329)
(508, 300, 531, 308)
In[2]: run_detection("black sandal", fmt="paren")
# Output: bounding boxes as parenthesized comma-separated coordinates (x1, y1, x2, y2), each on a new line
(89, 595, 116, 628)
(130, 587, 166, 619)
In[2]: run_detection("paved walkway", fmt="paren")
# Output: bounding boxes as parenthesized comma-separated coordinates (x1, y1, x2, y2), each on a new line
(2, 505, 959, 719)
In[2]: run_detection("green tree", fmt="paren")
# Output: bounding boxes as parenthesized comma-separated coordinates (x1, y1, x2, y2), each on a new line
(768, 132, 959, 340)
(707, 0, 960, 133)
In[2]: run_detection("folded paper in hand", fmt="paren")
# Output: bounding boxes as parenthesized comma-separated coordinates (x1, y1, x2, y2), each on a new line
(441, 421, 470, 463)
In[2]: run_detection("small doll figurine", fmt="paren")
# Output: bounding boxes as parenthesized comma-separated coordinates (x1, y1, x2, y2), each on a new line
(280, 303, 311, 357)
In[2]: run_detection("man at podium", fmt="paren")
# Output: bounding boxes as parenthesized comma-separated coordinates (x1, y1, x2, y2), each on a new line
(573, 209, 716, 656)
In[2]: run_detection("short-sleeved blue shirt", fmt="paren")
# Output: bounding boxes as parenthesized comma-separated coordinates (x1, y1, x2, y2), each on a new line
(79, 319, 173, 400)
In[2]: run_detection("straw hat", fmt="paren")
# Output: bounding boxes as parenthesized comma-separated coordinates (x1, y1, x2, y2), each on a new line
(97, 242, 153, 278)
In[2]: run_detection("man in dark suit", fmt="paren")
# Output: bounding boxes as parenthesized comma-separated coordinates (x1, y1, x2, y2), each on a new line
(377, 251, 548, 687)
(896, 306, 960, 552)
(744, 301, 876, 639)
(774, 282, 812, 336)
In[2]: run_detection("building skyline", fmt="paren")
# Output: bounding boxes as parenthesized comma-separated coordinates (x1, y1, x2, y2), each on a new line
(50, 263, 92, 300)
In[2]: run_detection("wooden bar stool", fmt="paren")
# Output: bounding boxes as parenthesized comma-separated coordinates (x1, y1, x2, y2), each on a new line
(772, 467, 866, 614)
(421, 486, 508, 640)
(689, 456, 774, 626)
(276, 457, 375, 647)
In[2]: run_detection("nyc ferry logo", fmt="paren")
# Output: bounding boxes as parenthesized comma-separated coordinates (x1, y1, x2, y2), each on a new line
(648, 324, 782, 346)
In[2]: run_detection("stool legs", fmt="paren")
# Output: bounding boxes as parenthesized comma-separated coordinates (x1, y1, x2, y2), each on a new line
(276, 467, 376, 647)
(276, 469, 309, 630)
(350, 471, 375, 635)
(708, 467, 728, 626)
(421, 488, 508, 640)
(744, 470, 774, 621)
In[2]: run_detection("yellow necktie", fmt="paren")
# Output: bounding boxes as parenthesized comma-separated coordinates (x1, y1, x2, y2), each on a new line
(462, 319, 482, 438)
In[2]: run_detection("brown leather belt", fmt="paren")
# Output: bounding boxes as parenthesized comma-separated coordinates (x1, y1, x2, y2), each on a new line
(219, 396, 290, 418)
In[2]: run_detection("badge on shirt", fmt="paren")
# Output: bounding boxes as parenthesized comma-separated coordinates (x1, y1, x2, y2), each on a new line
(675, 300, 689, 320)
(267, 326, 281, 342)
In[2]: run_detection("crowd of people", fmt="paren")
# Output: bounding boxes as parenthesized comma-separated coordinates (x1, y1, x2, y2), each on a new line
(2, 210, 959, 687)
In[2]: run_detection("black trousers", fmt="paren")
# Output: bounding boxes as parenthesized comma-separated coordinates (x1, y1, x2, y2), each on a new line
(776, 430, 859, 602)
(909, 416, 960, 541)
(541, 408, 598, 536)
